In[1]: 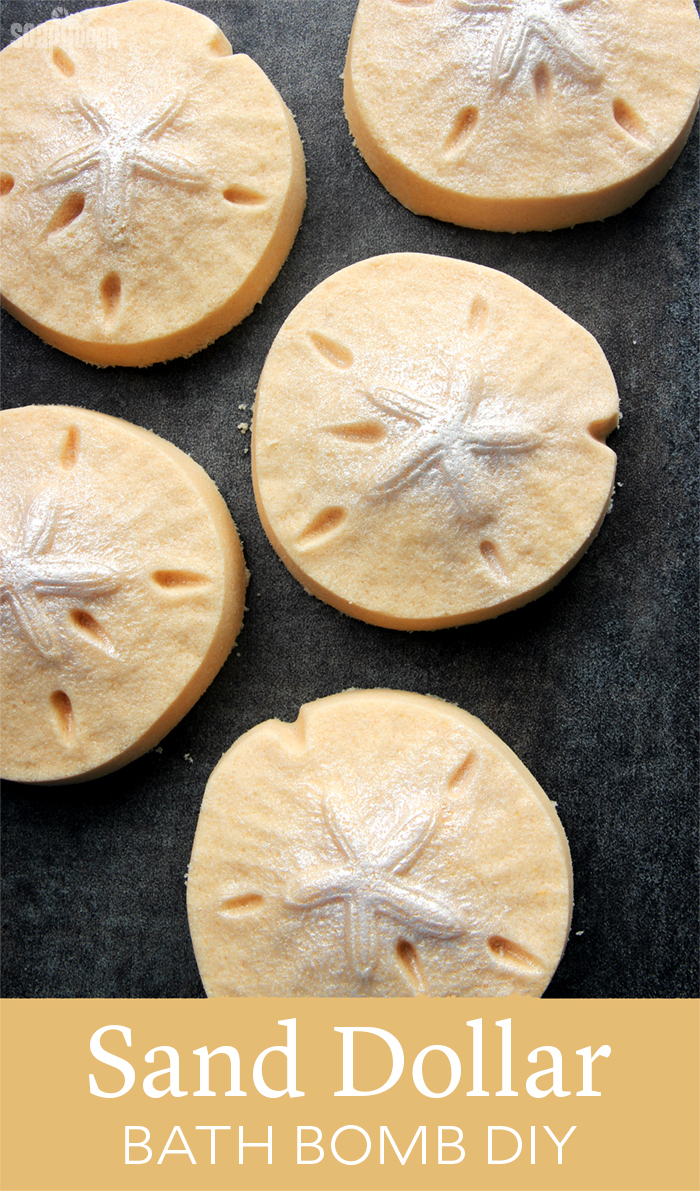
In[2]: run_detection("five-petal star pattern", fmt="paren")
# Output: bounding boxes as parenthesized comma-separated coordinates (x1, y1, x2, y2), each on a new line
(0, 492, 120, 659)
(36, 92, 207, 246)
(453, 0, 602, 88)
(285, 798, 466, 978)
(361, 360, 541, 522)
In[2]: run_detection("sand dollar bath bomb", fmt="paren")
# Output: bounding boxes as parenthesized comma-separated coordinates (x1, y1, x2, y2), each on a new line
(0, 0, 306, 365)
(187, 689, 572, 997)
(252, 253, 619, 630)
(0, 405, 247, 784)
(344, 0, 700, 231)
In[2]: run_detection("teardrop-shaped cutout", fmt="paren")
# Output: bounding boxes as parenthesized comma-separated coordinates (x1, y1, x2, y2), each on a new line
(0, 174, 14, 196)
(445, 106, 478, 153)
(468, 293, 488, 333)
(327, 421, 385, 444)
(100, 272, 121, 316)
(46, 192, 85, 236)
(533, 63, 551, 111)
(50, 690, 75, 745)
(70, 609, 116, 655)
(152, 569, 209, 589)
(298, 506, 346, 545)
(447, 750, 477, 791)
(488, 935, 543, 969)
(59, 425, 80, 469)
(223, 185, 265, 204)
(221, 893, 264, 914)
(52, 47, 75, 76)
(396, 938, 425, 993)
(480, 540, 507, 581)
(308, 332, 354, 370)
(613, 98, 647, 142)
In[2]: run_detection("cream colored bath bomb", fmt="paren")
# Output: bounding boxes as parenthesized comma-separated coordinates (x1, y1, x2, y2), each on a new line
(344, 0, 700, 231)
(0, 405, 247, 784)
(252, 253, 618, 630)
(187, 689, 572, 997)
(0, 0, 306, 366)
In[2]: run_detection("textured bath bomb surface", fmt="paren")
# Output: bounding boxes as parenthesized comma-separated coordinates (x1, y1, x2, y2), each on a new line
(252, 253, 619, 629)
(0, 405, 247, 783)
(0, 0, 306, 365)
(187, 689, 573, 997)
(344, 0, 700, 231)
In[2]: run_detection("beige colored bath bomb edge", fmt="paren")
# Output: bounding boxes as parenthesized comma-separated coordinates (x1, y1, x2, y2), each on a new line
(1, 405, 247, 784)
(344, 0, 700, 232)
(252, 253, 619, 631)
(187, 689, 572, 998)
(0, 0, 306, 366)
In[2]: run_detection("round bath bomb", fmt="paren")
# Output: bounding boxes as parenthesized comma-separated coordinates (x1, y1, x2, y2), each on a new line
(344, 0, 700, 231)
(0, 405, 247, 784)
(187, 689, 572, 997)
(252, 253, 619, 630)
(0, 0, 306, 365)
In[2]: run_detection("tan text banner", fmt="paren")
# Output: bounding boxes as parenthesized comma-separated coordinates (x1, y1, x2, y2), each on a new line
(1, 997, 698, 1191)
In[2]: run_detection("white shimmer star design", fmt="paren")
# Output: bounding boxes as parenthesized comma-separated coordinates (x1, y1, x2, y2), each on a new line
(453, 0, 602, 88)
(285, 798, 465, 978)
(36, 93, 207, 246)
(362, 360, 541, 522)
(0, 492, 120, 659)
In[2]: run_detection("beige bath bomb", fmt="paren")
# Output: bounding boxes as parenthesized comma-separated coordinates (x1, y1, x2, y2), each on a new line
(0, 405, 247, 784)
(187, 689, 572, 997)
(0, 0, 306, 366)
(344, 0, 700, 231)
(252, 253, 618, 630)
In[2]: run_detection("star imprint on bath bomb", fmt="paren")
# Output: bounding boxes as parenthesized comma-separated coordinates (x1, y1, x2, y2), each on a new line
(362, 360, 541, 522)
(0, 491, 120, 659)
(36, 92, 207, 246)
(285, 798, 465, 978)
(452, 0, 602, 88)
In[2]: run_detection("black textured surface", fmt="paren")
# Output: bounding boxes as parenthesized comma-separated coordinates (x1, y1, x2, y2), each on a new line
(1, 0, 698, 999)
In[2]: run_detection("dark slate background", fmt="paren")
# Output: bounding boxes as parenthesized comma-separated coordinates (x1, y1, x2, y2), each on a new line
(1, 0, 698, 999)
